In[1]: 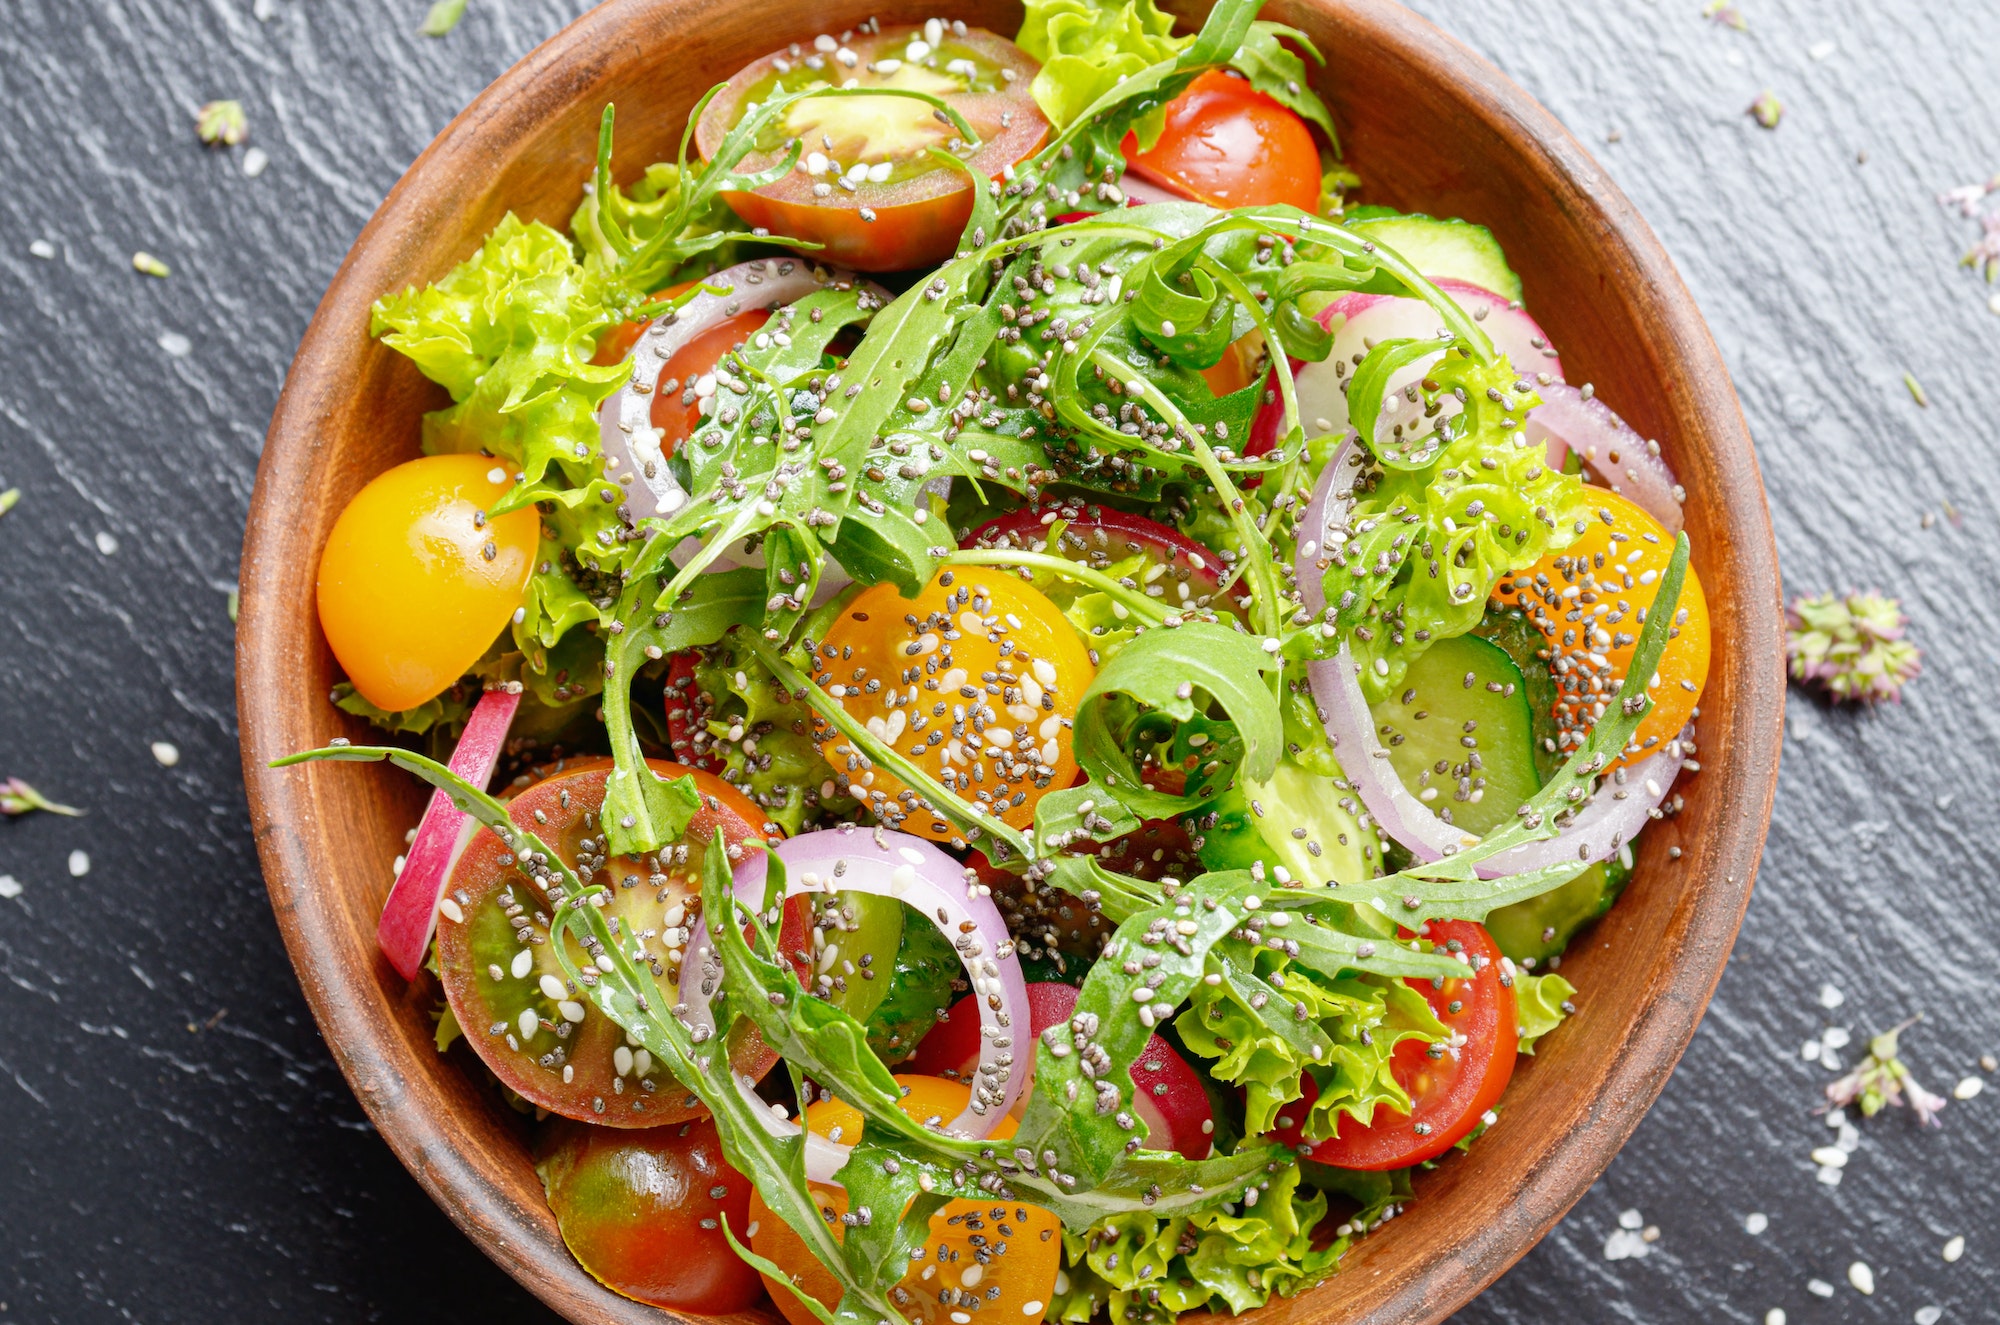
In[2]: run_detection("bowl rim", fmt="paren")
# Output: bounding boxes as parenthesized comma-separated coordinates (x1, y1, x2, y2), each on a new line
(236, 1, 1784, 1321)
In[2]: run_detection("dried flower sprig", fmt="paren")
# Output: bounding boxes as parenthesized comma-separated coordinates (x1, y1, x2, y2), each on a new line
(1787, 591, 1921, 703)
(1703, 0, 1747, 31)
(1961, 213, 2000, 283)
(0, 778, 82, 818)
(195, 100, 248, 147)
(1936, 174, 1999, 219)
(1824, 1017, 1949, 1125)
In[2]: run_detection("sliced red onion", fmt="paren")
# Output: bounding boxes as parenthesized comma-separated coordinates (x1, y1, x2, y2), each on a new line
(1523, 384, 1685, 534)
(598, 257, 854, 520)
(377, 686, 520, 980)
(678, 826, 1028, 1184)
(1296, 439, 1682, 875)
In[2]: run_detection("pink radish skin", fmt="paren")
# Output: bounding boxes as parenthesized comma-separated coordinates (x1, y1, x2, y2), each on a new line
(376, 687, 520, 980)
(1250, 279, 1563, 457)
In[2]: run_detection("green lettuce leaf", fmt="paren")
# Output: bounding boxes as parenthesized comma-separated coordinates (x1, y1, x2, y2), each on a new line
(1177, 958, 1442, 1136)
(1514, 971, 1576, 1056)
(1018, 0, 1187, 135)
(1327, 345, 1590, 702)
(692, 629, 848, 835)
(1048, 1162, 1342, 1323)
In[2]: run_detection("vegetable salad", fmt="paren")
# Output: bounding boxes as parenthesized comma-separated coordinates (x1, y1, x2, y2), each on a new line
(282, 0, 1712, 1319)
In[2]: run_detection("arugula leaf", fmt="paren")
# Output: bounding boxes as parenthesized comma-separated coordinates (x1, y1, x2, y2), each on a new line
(1232, 25, 1338, 148)
(1071, 621, 1282, 820)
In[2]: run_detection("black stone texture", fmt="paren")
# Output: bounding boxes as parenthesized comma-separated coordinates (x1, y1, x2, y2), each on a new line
(0, 0, 1994, 1321)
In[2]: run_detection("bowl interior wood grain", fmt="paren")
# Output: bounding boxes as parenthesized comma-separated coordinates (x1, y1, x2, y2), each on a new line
(237, 2, 1784, 1322)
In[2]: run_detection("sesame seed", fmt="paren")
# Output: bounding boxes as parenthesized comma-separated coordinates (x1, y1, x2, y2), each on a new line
(151, 741, 181, 766)
(68, 851, 90, 878)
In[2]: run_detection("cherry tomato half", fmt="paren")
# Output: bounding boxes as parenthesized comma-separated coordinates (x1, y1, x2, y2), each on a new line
(315, 453, 537, 713)
(436, 759, 803, 1127)
(1268, 919, 1517, 1170)
(536, 1116, 765, 1312)
(663, 649, 725, 772)
(749, 1075, 1062, 1325)
(1122, 69, 1321, 214)
(813, 567, 1094, 844)
(695, 26, 1048, 271)
(1491, 487, 1710, 767)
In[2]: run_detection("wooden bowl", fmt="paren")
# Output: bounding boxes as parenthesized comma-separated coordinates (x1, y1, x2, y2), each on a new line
(237, 0, 1784, 1320)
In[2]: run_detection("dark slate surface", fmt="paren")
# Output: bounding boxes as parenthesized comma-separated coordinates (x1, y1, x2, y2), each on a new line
(0, 0, 1993, 1320)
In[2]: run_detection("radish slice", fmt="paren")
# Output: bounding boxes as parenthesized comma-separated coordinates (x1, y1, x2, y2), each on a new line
(1295, 438, 1683, 874)
(1524, 384, 1685, 534)
(1250, 279, 1562, 468)
(377, 686, 520, 980)
(678, 826, 1029, 1184)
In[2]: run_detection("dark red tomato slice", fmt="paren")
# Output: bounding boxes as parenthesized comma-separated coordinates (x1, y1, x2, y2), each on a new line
(1122, 69, 1321, 214)
(1267, 919, 1518, 1170)
(694, 25, 1048, 271)
(663, 650, 724, 773)
(907, 982, 1214, 1158)
(436, 759, 806, 1127)
(536, 1116, 764, 1312)
(961, 499, 1245, 616)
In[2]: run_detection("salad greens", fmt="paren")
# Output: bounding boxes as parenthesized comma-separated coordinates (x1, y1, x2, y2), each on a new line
(286, 0, 1709, 1317)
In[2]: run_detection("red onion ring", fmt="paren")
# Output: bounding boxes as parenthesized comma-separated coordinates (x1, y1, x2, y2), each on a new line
(678, 826, 1028, 1184)
(599, 258, 846, 519)
(1523, 384, 1685, 535)
(1296, 438, 1683, 875)
(377, 686, 519, 979)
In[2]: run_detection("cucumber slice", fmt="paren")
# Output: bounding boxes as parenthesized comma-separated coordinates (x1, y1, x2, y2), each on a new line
(1368, 634, 1540, 837)
(1473, 606, 1564, 785)
(810, 891, 960, 1063)
(1486, 850, 1634, 965)
(1343, 208, 1523, 304)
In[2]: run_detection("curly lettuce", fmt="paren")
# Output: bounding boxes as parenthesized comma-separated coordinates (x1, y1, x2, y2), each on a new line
(1326, 346, 1589, 701)
(1177, 958, 1443, 1136)
(692, 630, 847, 836)
(1016, 0, 1339, 159)
(1047, 1162, 1342, 1323)
(1514, 971, 1576, 1056)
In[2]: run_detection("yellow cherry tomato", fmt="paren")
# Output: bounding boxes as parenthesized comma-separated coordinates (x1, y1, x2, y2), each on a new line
(814, 568, 1095, 844)
(315, 453, 537, 712)
(748, 1076, 1062, 1325)
(1492, 488, 1710, 768)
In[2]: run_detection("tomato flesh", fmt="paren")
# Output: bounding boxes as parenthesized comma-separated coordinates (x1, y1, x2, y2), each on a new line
(1122, 69, 1321, 214)
(436, 759, 800, 1126)
(1491, 487, 1710, 767)
(664, 649, 724, 772)
(1268, 919, 1517, 1170)
(316, 453, 537, 713)
(748, 1075, 1061, 1325)
(813, 567, 1094, 844)
(695, 26, 1048, 271)
(537, 1116, 765, 1312)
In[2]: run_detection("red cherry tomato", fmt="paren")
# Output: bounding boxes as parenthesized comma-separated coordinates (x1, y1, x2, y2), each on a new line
(593, 282, 771, 462)
(436, 759, 805, 1126)
(1267, 919, 1518, 1170)
(663, 650, 724, 772)
(1122, 69, 1321, 214)
(694, 27, 1049, 272)
(536, 1116, 765, 1312)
